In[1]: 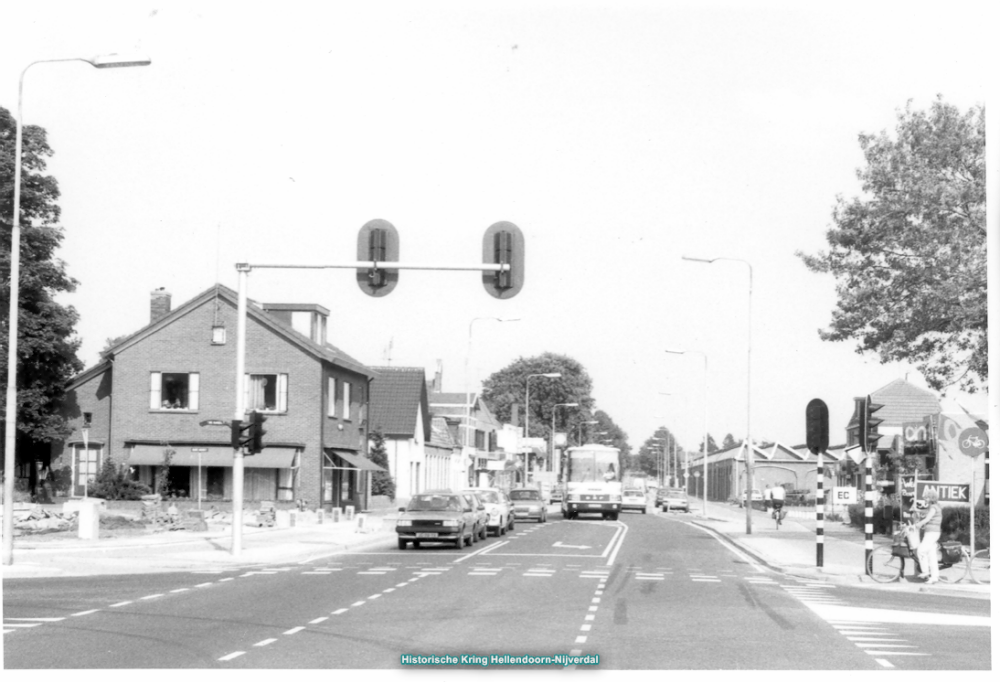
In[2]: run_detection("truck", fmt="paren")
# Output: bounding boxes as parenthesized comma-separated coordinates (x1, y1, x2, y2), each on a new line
(560, 443, 622, 520)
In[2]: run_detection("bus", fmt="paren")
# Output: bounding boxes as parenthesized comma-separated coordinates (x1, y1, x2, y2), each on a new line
(561, 444, 622, 520)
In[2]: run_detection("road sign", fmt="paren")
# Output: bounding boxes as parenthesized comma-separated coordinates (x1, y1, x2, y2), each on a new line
(832, 487, 857, 504)
(916, 480, 971, 503)
(199, 419, 228, 426)
(958, 427, 988, 457)
(190, 448, 208, 452)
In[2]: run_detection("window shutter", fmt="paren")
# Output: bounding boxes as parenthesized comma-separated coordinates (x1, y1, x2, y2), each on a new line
(327, 377, 336, 416)
(278, 374, 288, 412)
(149, 372, 161, 409)
(188, 373, 200, 410)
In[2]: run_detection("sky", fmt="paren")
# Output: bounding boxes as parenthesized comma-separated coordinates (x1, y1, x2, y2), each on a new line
(1, 1, 994, 459)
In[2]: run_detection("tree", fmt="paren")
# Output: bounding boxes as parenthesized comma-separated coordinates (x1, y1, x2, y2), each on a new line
(0, 105, 84, 450)
(368, 429, 395, 500)
(722, 433, 738, 450)
(480, 352, 596, 441)
(798, 97, 986, 392)
(699, 433, 720, 455)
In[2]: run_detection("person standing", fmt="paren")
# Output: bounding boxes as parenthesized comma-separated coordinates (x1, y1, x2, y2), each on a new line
(913, 488, 943, 583)
(763, 484, 773, 512)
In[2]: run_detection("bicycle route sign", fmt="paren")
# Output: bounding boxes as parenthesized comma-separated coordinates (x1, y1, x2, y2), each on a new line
(915, 480, 971, 503)
(958, 427, 988, 457)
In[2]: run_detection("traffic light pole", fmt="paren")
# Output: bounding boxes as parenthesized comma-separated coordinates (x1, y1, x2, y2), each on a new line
(229, 255, 514, 555)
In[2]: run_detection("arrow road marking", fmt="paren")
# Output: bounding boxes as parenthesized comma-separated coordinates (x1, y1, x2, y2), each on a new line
(553, 542, 592, 549)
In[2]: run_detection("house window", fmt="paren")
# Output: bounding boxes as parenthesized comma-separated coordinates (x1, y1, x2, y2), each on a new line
(150, 372, 199, 410)
(245, 373, 288, 413)
(475, 430, 485, 449)
(342, 381, 352, 420)
(327, 377, 337, 417)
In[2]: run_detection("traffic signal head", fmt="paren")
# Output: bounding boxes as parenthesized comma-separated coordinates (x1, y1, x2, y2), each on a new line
(860, 394, 884, 454)
(482, 221, 524, 299)
(805, 398, 829, 454)
(250, 410, 267, 454)
(356, 219, 400, 297)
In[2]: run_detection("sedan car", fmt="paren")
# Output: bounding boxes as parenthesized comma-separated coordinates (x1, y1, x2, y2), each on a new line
(739, 489, 763, 508)
(460, 491, 489, 541)
(461, 487, 513, 537)
(662, 489, 690, 513)
(621, 488, 648, 514)
(549, 484, 565, 505)
(509, 487, 547, 523)
(395, 491, 477, 549)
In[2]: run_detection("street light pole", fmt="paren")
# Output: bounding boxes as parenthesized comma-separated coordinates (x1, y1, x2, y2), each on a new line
(465, 317, 519, 485)
(664, 349, 709, 517)
(682, 255, 753, 534)
(524, 373, 560, 485)
(550, 402, 579, 478)
(3, 54, 151, 566)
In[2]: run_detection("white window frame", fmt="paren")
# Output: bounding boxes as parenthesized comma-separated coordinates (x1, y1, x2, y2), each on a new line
(342, 381, 352, 421)
(244, 373, 288, 414)
(327, 377, 337, 417)
(149, 372, 199, 411)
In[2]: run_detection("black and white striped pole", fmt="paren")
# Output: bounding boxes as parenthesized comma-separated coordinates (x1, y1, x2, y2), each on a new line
(860, 394, 883, 576)
(806, 399, 829, 569)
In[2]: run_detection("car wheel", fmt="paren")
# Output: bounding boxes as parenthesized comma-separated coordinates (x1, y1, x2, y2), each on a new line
(480, 524, 488, 540)
(464, 527, 474, 547)
(539, 514, 546, 524)
(642, 508, 647, 514)
(471, 526, 478, 544)
(413, 542, 421, 548)
(610, 512, 619, 521)
(397, 538, 407, 550)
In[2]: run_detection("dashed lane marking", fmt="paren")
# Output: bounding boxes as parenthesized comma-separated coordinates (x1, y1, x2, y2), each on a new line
(283, 626, 305, 635)
(219, 652, 244, 661)
(254, 638, 277, 647)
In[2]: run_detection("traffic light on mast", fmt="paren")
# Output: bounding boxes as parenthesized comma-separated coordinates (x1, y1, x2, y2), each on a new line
(860, 394, 884, 454)
(250, 410, 267, 454)
(482, 221, 524, 299)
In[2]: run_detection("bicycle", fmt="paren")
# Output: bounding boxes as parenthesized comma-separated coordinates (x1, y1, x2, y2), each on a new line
(867, 524, 990, 585)
(771, 500, 786, 529)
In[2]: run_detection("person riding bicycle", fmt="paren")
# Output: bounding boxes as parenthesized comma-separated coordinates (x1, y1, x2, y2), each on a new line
(912, 488, 943, 584)
(770, 484, 786, 521)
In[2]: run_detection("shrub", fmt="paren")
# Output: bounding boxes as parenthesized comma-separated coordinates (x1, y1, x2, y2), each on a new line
(90, 458, 151, 501)
(941, 506, 990, 551)
(846, 502, 898, 535)
(368, 429, 395, 501)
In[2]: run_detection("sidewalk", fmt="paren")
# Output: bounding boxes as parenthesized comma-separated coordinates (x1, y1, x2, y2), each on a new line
(1, 510, 397, 579)
(677, 498, 990, 599)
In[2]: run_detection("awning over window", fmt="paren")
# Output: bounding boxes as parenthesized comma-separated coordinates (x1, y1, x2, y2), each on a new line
(324, 449, 386, 472)
(125, 444, 297, 469)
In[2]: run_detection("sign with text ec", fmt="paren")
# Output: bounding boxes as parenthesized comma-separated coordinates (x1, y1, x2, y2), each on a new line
(832, 487, 857, 504)
(915, 481, 971, 503)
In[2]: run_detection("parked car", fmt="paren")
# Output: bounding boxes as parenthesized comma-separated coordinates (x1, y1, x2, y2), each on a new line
(395, 491, 477, 549)
(739, 489, 763, 508)
(509, 487, 547, 523)
(654, 487, 669, 509)
(662, 488, 689, 513)
(786, 489, 812, 505)
(549, 484, 565, 505)
(462, 487, 514, 536)
(621, 488, 648, 514)
(460, 491, 489, 541)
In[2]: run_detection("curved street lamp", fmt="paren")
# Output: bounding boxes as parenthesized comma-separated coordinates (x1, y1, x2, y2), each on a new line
(4, 54, 151, 566)
(682, 255, 754, 534)
(665, 348, 709, 517)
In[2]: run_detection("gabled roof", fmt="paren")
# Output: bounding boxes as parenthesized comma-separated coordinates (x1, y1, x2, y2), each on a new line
(369, 366, 431, 440)
(428, 390, 501, 427)
(90, 283, 373, 379)
(428, 416, 458, 449)
(869, 379, 941, 426)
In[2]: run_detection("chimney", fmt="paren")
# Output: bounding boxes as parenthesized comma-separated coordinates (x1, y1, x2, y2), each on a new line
(150, 288, 172, 323)
(434, 359, 443, 392)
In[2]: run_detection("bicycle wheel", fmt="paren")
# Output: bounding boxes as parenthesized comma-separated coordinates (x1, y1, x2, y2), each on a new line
(967, 548, 991, 585)
(868, 547, 904, 583)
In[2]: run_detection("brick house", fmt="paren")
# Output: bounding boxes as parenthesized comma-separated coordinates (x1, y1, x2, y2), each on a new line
(51, 284, 381, 510)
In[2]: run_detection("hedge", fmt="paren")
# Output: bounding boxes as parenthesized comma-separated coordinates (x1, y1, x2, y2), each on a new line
(847, 503, 990, 550)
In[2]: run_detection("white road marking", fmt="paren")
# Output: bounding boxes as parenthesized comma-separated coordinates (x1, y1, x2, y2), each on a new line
(383, 588, 396, 593)
(369, 594, 381, 600)
(803, 603, 991, 627)
(352, 601, 365, 607)
(140, 594, 164, 600)
(575, 636, 587, 644)
(862, 651, 930, 657)
(195, 583, 213, 588)
(3, 623, 42, 628)
(588, 606, 598, 612)
(219, 651, 244, 661)
(170, 588, 190, 594)
(71, 610, 100, 617)
(109, 601, 132, 608)
(874, 659, 895, 668)
(284, 626, 305, 635)
(309, 617, 328, 624)
(580, 624, 592, 631)
(254, 638, 277, 646)
(7, 617, 65, 622)
(332, 609, 348, 615)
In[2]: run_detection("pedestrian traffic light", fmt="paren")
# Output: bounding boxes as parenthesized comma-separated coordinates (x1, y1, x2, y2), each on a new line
(250, 410, 267, 454)
(860, 394, 884, 454)
(356, 219, 399, 297)
(482, 221, 524, 299)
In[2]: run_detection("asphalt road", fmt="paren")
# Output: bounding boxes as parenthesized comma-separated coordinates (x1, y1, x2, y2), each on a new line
(3, 506, 991, 670)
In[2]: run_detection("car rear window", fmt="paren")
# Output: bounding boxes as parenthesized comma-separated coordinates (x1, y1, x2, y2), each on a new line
(407, 495, 462, 512)
(510, 490, 541, 501)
